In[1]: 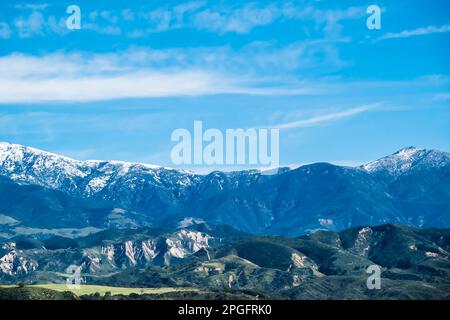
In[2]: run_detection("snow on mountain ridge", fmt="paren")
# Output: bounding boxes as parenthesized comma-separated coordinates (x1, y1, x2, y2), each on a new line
(1, 142, 449, 203)
(0, 142, 278, 201)
(0, 142, 197, 194)
(0, 141, 171, 173)
(0, 142, 88, 188)
(361, 146, 450, 177)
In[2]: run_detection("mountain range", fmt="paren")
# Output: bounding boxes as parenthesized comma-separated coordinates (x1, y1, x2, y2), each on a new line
(0, 142, 449, 299)
(0, 142, 449, 238)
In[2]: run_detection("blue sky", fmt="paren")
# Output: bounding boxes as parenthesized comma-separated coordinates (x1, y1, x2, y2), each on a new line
(0, 0, 449, 171)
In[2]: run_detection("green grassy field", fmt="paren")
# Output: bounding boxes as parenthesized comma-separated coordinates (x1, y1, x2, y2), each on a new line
(1, 284, 198, 296)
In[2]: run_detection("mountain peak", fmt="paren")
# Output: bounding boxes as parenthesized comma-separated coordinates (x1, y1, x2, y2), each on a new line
(393, 146, 421, 156)
(362, 146, 449, 177)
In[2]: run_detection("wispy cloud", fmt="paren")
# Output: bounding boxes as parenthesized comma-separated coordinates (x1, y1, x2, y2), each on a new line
(434, 93, 450, 101)
(128, 2, 364, 36)
(2, 1, 365, 38)
(0, 44, 344, 103)
(275, 104, 378, 129)
(14, 11, 46, 38)
(125, 2, 282, 35)
(84, 10, 122, 35)
(15, 3, 49, 11)
(83, 23, 122, 35)
(377, 24, 450, 41)
(11, 9, 67, 38)
(0, 22, 12, 39)
(192, 3, 280, 34)
(0, 67, 233, 103)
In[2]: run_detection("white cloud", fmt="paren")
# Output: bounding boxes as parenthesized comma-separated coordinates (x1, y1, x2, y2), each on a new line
(0, 41, 351, 103)
(1, 46, 445, 104)
(377, 24, 450, 41)
(0, 50, 322, 103)
(275, 104, 378, 129)
(0, 69, 227, 103)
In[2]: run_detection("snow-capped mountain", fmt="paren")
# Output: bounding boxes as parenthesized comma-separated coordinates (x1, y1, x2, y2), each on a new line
(0, 141, 198, 196)
(0, 142, 449, 236)
(0, 142, 263, 222)
(361, 146, 450, 178)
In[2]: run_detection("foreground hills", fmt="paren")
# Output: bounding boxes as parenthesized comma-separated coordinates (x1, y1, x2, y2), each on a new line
(1, 223, 449, 299)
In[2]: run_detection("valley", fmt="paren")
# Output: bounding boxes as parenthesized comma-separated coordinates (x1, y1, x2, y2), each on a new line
(0, 284, 197, 296)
